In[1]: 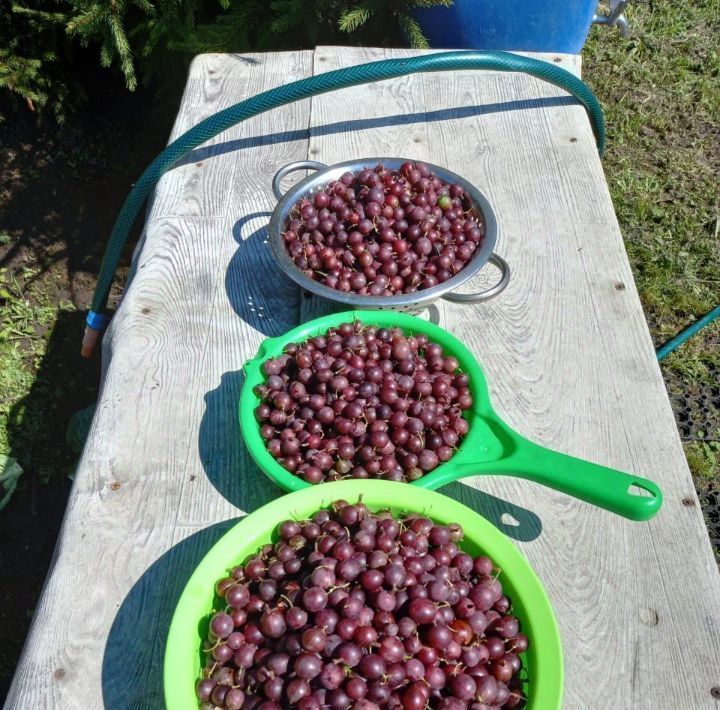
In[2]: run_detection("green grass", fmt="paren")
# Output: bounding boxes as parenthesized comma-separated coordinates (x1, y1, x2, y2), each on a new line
(0, 268, 73, 465)
(685, 435, 720, 481)
(584, 0, 720, 480)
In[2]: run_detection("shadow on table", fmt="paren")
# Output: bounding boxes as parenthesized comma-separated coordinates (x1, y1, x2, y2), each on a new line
(174, 96, 578, 167)
(226, 211, 301, 337)
(441, 481, 542, 542)
(199, 369, 280, 512)
(230, 54, 262, 65)
(101, 518, 241, 709)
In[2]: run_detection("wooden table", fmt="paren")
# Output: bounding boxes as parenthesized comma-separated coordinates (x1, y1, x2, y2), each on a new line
(7, 47, 720, 709)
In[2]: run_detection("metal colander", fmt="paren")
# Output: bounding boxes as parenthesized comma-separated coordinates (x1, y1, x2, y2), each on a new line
(267, 158, 510, 312)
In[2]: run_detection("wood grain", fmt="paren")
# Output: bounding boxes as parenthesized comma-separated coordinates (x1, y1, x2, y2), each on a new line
(7, 47, 719, 709)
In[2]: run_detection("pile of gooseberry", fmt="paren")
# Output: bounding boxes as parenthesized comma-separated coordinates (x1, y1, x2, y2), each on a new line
(254, 321, 472, 484)
(197, 499, 528, 709)
(282, 162, 484, 295)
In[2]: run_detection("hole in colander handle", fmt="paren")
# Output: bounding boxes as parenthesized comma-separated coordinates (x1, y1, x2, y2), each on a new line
(272, 160, 328, 200)
(442, 253, 511, 303)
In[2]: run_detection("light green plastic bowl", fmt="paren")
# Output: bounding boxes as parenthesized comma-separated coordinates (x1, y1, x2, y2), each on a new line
(164, 480, 563, 709)
(240, 310, 662, 521)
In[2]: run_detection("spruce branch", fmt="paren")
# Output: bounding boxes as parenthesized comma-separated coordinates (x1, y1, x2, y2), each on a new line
(338, 6, 371, 32)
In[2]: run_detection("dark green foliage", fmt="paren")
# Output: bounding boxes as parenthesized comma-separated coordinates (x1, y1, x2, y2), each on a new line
(0, 0, 453, 119)
(65, 0, 199, 89)
(0, 1, 70, 119)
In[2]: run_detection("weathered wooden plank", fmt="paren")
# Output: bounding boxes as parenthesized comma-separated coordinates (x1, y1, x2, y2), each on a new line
(300, 46, 432, 324)
(5, 50, 313, 708)
(302, 46, 720, 709)
(151, 51, 314, 220)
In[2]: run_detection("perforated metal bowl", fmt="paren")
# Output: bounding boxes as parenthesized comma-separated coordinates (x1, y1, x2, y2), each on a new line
(268, 158, 510, 312)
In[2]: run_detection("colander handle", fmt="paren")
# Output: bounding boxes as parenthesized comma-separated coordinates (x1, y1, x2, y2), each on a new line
(457, 416, 664, 521)
(272, 160, 327, 200)
(442, 254, 511, 303)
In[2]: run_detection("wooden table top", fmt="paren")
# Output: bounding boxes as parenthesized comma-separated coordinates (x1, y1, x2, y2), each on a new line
(7, 47, 720, 709)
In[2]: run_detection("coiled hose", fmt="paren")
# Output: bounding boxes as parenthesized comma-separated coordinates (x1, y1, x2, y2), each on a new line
(82, 50, 607, 356)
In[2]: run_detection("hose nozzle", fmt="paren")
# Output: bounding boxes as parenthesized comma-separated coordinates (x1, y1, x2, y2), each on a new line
(81, 326, 100, 358)
(81, 310, 109, 358)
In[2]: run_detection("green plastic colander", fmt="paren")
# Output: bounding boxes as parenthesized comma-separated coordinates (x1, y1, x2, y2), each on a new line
(240, 311, 662, 521)
(163, 480, 563, 709)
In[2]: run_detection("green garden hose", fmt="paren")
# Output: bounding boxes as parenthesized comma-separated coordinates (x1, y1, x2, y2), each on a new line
(82, 50, 607, 356)
(656, 306, 720, 361)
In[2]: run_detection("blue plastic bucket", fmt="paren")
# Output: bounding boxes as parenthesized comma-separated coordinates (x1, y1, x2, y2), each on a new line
(413, 0, 599, 54)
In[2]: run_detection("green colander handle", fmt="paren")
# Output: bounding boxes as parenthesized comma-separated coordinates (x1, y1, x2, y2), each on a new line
(444, 413, 663, 520)
(466, 417, 663, 521)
